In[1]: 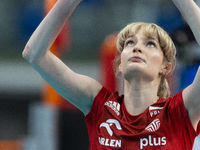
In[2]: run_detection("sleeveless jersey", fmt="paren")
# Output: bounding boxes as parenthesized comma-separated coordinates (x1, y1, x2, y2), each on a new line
(85, 87, 198, 150)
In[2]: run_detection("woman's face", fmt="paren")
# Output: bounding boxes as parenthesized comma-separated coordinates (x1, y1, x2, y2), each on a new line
(119, 29, 165, 81)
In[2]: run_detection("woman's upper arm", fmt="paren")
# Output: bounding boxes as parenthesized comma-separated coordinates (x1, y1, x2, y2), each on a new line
(183, 66, 200, 130)
(30, 51, 102, 115)
(172, 0, 200, 130)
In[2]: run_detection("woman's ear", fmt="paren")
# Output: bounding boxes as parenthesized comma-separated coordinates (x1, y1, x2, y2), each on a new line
(162, 62, 172, 75)
(119, 63, 122, 73)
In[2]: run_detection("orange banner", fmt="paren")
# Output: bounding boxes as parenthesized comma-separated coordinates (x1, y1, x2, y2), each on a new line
(99, 33, 119, 93)
(0, 141, 22, 150)
(42, 0, 77, 110)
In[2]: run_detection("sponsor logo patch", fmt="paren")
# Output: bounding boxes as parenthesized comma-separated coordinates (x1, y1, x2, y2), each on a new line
(100, 119, 122, 136)
(145, 119, 161, 132)
(99, 119, 122, 148)
(149, 106, 163, 117)
(105, 101, 120, 115)
(140, 135, 167, 149)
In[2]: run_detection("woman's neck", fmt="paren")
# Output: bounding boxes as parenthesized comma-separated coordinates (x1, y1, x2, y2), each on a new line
(123, 79, 160, 116)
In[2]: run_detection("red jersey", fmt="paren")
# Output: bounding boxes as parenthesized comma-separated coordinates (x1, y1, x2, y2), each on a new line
(85, 87, 198, 150)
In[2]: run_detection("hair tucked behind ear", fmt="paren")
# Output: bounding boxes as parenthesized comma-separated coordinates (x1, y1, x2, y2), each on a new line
(114, 22, 176, 99)
(158, 77, 170, 99)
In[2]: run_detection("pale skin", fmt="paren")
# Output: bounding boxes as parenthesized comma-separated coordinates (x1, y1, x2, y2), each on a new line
(119, 30, 171, 116)
(23, 0, 200, 131)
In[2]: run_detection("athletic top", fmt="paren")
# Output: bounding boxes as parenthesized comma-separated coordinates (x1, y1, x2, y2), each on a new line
(85, 87, 198, 150)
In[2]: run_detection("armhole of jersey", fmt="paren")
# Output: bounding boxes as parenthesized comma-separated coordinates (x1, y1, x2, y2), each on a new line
(197, 121, 200, 135)
(176, 90, 198, 136)
(181, 89, 200, 135)
(85, 86, 109, 122)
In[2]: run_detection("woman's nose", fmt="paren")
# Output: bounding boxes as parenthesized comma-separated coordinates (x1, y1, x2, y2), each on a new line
(133, 47, 142, 53)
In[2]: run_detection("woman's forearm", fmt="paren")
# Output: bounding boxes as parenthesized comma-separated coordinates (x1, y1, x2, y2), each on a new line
(22, 0, 82, 62)
(172, 0, 200, 45)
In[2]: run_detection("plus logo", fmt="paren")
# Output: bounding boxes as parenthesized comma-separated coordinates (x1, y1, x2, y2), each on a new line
(140, 135, 167, 149)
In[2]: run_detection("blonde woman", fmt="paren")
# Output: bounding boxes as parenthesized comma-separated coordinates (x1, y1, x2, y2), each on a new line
(23, 0, 200, 149)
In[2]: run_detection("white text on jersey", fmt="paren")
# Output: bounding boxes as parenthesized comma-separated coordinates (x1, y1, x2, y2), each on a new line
(140, 135, 167, 149)
(99, 137, 121, 148)
(149, 106, 163, 117)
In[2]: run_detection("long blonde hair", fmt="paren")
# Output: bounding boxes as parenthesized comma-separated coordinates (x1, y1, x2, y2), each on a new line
(114, 22, 176, 98)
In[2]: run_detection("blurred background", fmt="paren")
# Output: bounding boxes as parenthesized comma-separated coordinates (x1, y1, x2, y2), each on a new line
(0, 0, 200, 149)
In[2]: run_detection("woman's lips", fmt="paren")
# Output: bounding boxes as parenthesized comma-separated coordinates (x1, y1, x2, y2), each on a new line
(129, 56, 145, 62)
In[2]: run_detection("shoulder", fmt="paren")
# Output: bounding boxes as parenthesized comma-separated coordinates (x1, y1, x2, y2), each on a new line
(157, 91, 186, 116)
(85, 86, 123, 119)
(94, 87, 123, 105)
(156, 91, 183, 107)
(163, 91, 183, 104)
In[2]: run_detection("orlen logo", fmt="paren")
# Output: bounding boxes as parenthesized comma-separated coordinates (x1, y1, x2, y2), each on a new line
(100, 119, 122, 136)
(99, 119, 122, 148)
(145, 119, 160, 132)
(140, 135, 167, 149)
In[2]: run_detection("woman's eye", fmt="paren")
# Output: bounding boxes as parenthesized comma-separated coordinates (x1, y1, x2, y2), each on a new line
(126, 40, 134, 46)
(147, 42, 156, 47)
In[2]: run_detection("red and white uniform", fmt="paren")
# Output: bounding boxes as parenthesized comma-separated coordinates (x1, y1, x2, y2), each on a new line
(85, 87, 198, 150)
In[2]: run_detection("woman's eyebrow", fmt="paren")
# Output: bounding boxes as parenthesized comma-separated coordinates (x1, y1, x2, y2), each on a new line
(127, 35, 135, 38)
(146, 36, 159, 43)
